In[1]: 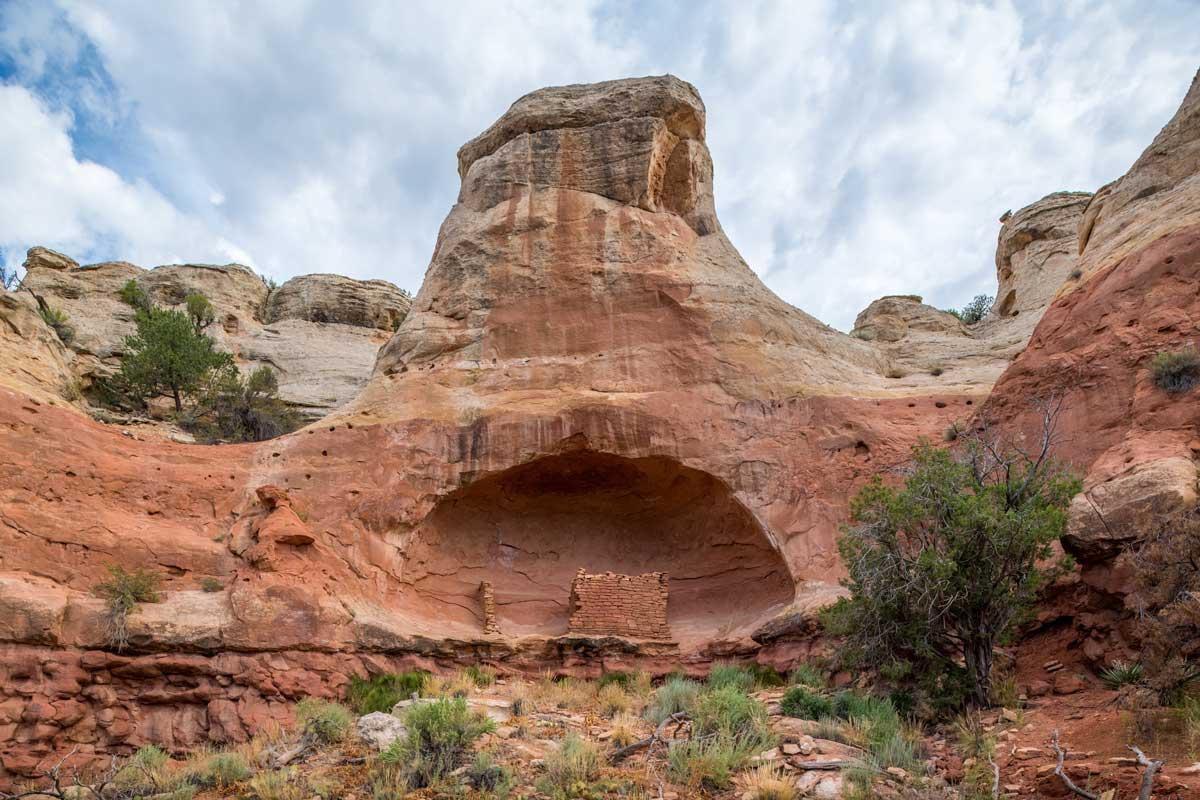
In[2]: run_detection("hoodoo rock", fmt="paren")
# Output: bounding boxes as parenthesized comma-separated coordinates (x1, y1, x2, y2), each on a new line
(2, 68, 1200, 783)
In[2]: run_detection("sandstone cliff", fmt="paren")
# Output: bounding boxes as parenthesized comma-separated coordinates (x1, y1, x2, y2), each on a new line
(978, 69, 1200, 665)
(1, 68, 1198, 782)
(13, 250, 411, 420)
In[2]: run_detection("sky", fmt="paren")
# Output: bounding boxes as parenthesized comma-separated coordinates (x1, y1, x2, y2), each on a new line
(1, 1, 1198, 330)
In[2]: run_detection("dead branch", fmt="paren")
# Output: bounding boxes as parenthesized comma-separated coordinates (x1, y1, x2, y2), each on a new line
(609, 712, 689, 764)
(271, 735, 316, 768)
(1050, 730, 1099, 800)
(792, 759, 851, 770)
(1128, 744, 1164, 800)
(0, 747, 121, 800)
(989, 757, 1000, 800)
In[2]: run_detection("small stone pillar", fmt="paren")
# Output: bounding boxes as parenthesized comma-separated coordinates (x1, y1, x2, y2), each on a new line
(479, 581, 499, 634)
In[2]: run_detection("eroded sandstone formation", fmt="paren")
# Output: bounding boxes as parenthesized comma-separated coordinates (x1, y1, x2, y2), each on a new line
(2, 68, 1199, 782)
(14, 252, 410, 420)
(850, 190, 1092, 392)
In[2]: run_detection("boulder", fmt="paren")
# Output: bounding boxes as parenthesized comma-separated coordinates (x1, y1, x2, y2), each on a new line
(1065, 457, 1198, 559)
(22, 246, 77, 271)
(265, 273, 410, 331)
(0, 574, 69, 645)
(795, 770, 844, 799)
(356, 711, 407, 751)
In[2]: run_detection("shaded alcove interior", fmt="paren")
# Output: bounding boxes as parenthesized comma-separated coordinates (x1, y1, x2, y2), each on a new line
(402, 451, 794, 642)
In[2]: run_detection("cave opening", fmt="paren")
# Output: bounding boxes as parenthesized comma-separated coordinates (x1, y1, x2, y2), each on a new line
(403, 450, 794, 642)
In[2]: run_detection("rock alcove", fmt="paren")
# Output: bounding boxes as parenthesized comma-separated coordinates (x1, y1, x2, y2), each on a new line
(404, 450, 794, 642)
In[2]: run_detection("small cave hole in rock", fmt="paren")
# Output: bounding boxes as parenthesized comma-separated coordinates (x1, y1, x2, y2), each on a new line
(403, 451, 793, 643)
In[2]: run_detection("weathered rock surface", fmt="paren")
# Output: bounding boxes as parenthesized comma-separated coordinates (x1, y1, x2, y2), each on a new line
(983, 68, 1200, 564)
(18, 259, 410, 419)
(994, 191, 1092, 320)
(0, 291, 76, 407)
(265, 273, 409, 330)
(22, 246, 78, 272)
(356, 711, 407, 751)
(1065, 457, 1199, 559)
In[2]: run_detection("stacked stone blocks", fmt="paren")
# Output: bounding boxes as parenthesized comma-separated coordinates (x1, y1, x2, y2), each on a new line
(567, 569, 671, 640)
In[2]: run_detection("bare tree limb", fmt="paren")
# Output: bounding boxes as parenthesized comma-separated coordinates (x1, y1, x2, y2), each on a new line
(1128, 744, 1164, 800)
(792, 759, 851, 770)
(609, 712, 689, 764)
(1050, 730, 1100, 800)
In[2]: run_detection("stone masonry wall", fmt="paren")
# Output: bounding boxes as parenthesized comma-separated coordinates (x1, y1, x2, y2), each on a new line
(567, 570, 670, 640)
(479, 581, 499, 634)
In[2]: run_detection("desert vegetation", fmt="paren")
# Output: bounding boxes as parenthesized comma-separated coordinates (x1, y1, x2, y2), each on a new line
(93, 565, 161, 652)
(1150, 346, 1200, 393)
(944, 294, 993, 325)
(5, 658, 1190, 800)
(823, 399, 1079, 710)
(1126, 504, 1200, 702)
(103, 280, 298, 441)
(37, 304, 75, 345)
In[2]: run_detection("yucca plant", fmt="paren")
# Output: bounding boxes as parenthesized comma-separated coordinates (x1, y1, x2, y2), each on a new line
(1100, 660, 1144, 689)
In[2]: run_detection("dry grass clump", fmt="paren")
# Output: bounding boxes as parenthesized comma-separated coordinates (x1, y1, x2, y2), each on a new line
(597, 682, 634, 717)
(248, 768, 305, 800)
(532, 673, 598, 711)
(645, 675, 701, 723)
(295, 698, 353, 744)
(508, 679, 532, 717)
(607, 714, 643, 748)
(538, 734, 601, 796)
(112, 745, 191, 797)
(183, 748, 251, 789)
(1151, 346, 1200, 393)
(235, 719, 288, 768)
(464, 663, 497, 688)
(736, 763, 797, 800)
(427, 670, 477, 699)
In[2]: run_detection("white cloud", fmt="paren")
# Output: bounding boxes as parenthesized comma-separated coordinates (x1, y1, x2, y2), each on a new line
(2, 0, 1198, 327)
(691, 0, 1200, 326)
(0, 84, 229, 273)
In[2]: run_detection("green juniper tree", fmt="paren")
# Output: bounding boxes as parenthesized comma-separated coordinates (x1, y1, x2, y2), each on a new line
(946, 294, 994, 325)
(119, 305, 232, 413)
(185, 292, 215, 331)
(829, 398, 1079, 709)
(118, 279, 152, 312)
